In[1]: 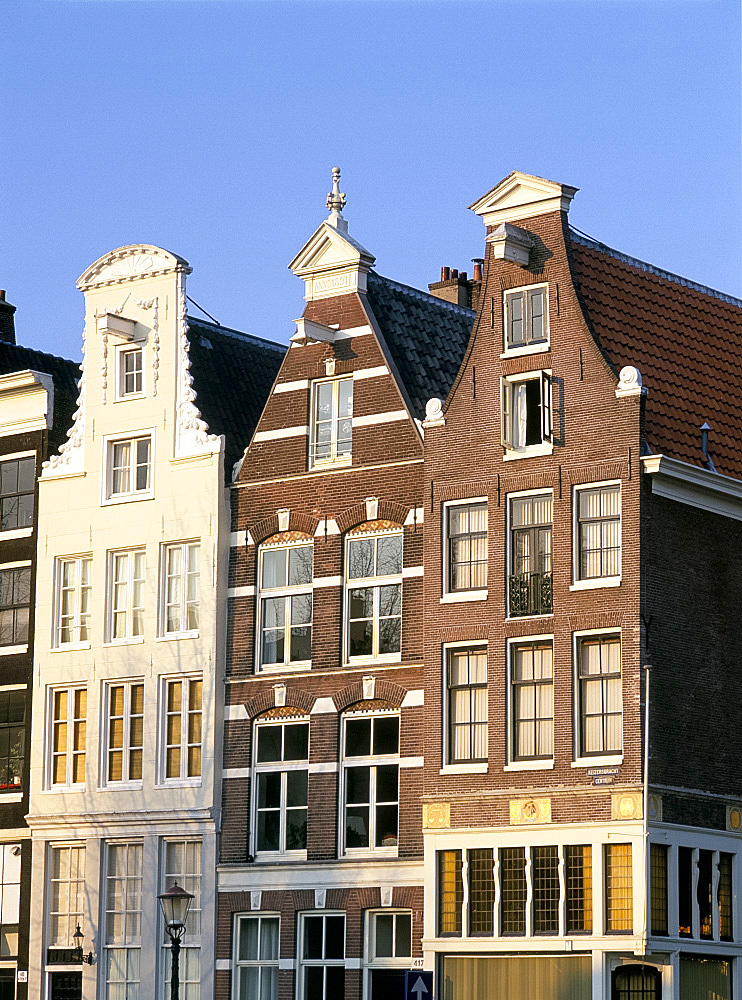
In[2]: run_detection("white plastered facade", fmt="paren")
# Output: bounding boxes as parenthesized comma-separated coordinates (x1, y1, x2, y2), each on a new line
(27, 246, 228, 1000)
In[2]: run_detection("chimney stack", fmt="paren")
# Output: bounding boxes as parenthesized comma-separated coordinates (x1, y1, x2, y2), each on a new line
(0, 292, 16, 345)
(428, 261, 483, 311)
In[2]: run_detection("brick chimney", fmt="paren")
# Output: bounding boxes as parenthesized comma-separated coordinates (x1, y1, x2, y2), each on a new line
(428, 264, 482, 311)
(0, 292, 16, 345)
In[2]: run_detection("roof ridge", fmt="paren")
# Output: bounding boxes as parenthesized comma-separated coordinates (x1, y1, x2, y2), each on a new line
(569, 228, 742, 309)
(0, 340, 81, 369)
(369, 271, 475, 316)
(186, 315, 285, 352)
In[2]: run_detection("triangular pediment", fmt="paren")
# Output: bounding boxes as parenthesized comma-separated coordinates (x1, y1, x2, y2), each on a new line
(469, 171, 578, 226)
(289, 222, 375, 278)
(77, 244, 191, 290)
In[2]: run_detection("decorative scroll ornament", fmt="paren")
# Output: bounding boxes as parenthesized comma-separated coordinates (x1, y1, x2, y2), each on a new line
(174, 274, 221, 457)
(42, 322, 87, 476)
(100, 332, 108, 404)
(134, 297, 159, 396)
(422, 397, 445, 428)
(616, 365, 646, 398)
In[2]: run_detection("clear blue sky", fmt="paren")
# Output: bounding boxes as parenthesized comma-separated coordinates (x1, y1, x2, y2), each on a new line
(2, 0, 740, 360)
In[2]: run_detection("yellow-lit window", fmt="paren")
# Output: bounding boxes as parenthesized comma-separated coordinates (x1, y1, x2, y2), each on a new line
(106, 682, 144, 783)
(51, 688, 86, 786)
(437, 850, 462, 936)
(605, 843, 632, 932)
(164, 677, 202, 780)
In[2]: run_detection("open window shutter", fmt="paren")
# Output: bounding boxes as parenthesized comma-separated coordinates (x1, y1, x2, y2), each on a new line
(501, 378, 513, 448)
(541, 372, 553, 442)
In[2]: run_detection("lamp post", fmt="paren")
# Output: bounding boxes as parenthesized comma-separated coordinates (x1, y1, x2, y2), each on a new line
(158, 882, 194, 1000)
(72, 923, 95, 965)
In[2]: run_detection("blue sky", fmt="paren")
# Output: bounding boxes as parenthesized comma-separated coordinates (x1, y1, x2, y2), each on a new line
(2, 0, 740, 359)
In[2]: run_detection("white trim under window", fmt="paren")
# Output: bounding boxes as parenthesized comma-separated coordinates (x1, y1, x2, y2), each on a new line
(572, 481, 622, 588)
(103, 433, 153, 503)
(442, 498, 488, 598)
(297, 912, 345, 1000)
(159, 675, 202, 784)
(309, 376, 353, 468)
(102, 680, 144, 786)
(341, 710, 399, 856)
(233, 912, 280, 1000)
(502, 283, 549, 354)
(47, 685, 87, 788)
(54, 555, 92, 648)
(160, 541, 200, 638)
(345, 528, 402, 665)
(256, 539, 313, 672)
(106, 548, 145, 643)
(252, 717, 309, 858)
(501, 369, 553, 458)
(573, 629, 623, 764)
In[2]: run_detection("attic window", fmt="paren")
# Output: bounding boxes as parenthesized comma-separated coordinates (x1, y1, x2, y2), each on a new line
(501, 372, 553, 456)
(309, 377, 353, 468)
(504, 285, 548, 353)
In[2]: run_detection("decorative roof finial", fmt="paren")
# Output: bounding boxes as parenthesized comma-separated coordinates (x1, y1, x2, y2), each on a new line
(326, 167, 347, 232)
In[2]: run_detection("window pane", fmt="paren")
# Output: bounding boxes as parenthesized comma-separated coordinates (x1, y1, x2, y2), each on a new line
(284, 723, 309, 761)
(262, 549, 286, 589)
(345, 718, 371, 757)
(373, 716, 399, 756)
(289, 546, 313, 585)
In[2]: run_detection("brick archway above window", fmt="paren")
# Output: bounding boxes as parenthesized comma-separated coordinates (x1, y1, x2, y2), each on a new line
(334, 679, 406, 712)
(336, 500, 408, 535)
(249, 511, 320, 546)
(245, 687, 316, 720)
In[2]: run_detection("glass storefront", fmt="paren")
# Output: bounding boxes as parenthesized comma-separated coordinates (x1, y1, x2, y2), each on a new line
(441, 955, 592, 1000)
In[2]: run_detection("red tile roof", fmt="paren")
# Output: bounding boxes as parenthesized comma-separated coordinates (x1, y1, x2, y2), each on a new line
(568, 232, 742, 480)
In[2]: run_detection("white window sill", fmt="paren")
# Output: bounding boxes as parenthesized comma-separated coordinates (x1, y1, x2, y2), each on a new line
(504, 760, 555, 772)
(104, 636, 145, 647)
(570, 578, 622, 591)
(503, 443, 553, 461)
(343, 847, 399, 859)
(257, 661, 311, 674)
(0, 644, 28, 656)
(440, 762, 488, 775)
(346, 655, 402, 668)
(98, 782, 143, 792)
(0, 527, 33, 541)
(506, 613, 553, 622)
(101, 492, 154, 506)
(155, 778, 202, 790)
(500, 342, 550, 359)
(114, 393, 146, 403)
(156, 630, 199, 642)
(309, 456, 352, 471)
(572, 755, 623, 768)
(52, 642, 91, 653)
(43, 784, 85, 793)
(253, 850, 308, 862)
(440, 591, 488, 604)
(0, 791, 22, 803)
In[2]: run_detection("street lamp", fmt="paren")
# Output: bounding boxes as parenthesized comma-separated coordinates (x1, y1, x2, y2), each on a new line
(72, 923, 95, 965)
(158, 881, 194, 1000)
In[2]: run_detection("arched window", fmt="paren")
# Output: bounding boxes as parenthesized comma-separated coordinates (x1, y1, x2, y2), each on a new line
(612, 965, 661, 1000)
(345, 522, 402, 664)
(257, 534, 313, 671)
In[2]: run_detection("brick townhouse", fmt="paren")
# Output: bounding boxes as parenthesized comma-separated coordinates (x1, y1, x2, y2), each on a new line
(216, 171, 473, 1000)
(0, 293, 79, 1000)
(420, 172, 742, 1000)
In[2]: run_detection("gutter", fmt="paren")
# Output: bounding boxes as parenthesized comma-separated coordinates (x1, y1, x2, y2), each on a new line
(641, 454, 742, 521)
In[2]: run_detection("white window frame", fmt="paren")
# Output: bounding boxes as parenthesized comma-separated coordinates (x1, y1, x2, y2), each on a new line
(116, 344, 145, 400)
(47, 842, 86, 951)
(572, 481, 622, 590)
(159, 541, 200, 638)
(340, 709, 399, 857)
(158, 675, 203, 786)
(47, 684, 87, 789)
(106, 548, 146, 644)
(102, 432, 153, 504)
(297, 911, 345, 1000)
(0, 450, 36, 539)
(344, 528, 403, 666)
(53, 554, 92, 649)
(441, 498, 488, 601)
(502, 283, 550, 356)
(442, 642, 488, 775)
(101, 679, 145, 787)
(505, 634, 554, 770)
(103, 840, 143, 1000)
(501, 369, 553, 459)
(232, 912, 280, 1000)
(160, 838, 202, 999)
(363, 909, 413, 995)
(252, 717, 309, 859)
(506, 489, 554, 619)
(572, 628, 623, 767)
(256, 539, 313, 672)
(309, 375, 353, 468)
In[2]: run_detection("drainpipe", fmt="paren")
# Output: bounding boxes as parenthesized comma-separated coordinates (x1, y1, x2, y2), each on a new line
(641, 664, 651, 956)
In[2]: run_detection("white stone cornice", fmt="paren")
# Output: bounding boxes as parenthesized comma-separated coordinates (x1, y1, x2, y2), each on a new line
(77, 244, 191, 290)
(0, 369, 54, 436)
(642, 454, 742, 520)
(470, 170, 578, 227)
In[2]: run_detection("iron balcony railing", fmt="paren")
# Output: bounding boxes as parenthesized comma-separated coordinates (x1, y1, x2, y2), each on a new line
(508, 571, 553, 617)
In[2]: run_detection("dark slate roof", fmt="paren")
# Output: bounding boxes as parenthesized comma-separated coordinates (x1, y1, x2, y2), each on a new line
(0, 340, 80, 451)
(569, 230, 742, 480)
(186, 317, 285, 478)
(366, 272, 475, 420)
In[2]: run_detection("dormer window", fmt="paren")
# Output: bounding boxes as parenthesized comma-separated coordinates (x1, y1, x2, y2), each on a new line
(119, 347, 143, 398)
(501, 372, 553, 457)
(504, 285, 548, 353)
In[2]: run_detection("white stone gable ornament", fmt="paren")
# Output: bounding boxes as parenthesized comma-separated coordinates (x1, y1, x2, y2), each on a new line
(615, 365, 646, 398)
(422, 397, 445, 428)
(326, 166, 347, 231)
